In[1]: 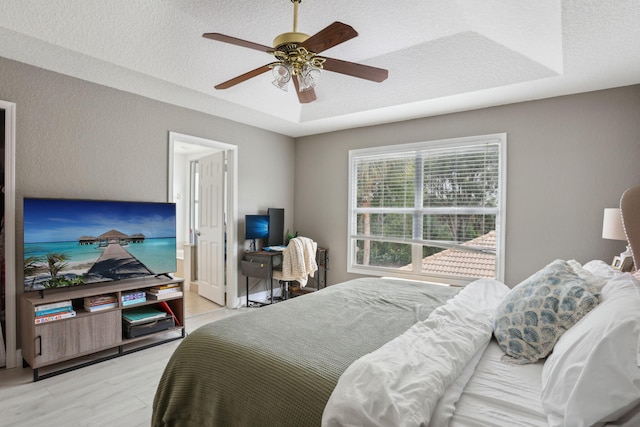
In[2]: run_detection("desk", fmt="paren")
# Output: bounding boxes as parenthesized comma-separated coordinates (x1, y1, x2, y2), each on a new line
(240, 251, 282, 307)
(241, 248, 329, 305)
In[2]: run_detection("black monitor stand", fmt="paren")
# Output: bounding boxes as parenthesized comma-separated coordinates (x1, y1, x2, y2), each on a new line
(249, 239, 257, 252)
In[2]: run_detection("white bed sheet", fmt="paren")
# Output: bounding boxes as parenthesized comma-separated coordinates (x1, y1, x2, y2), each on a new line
(448, 340, 548, 427)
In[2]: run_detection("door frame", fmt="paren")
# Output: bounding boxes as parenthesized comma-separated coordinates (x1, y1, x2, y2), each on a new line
(168, 132, 239, 309)
(1, 100, 17, 368)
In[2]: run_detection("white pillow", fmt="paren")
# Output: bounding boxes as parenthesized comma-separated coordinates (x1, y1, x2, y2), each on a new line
(582, 259, 623, 282)
(567, 259, 610, 291)
(541, 274, 640, 427)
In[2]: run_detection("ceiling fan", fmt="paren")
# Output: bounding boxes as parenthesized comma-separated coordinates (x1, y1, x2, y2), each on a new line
(203, 0, 389, 104)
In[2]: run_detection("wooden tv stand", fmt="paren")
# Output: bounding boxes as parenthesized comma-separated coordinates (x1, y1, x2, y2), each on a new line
(21, 276, 185, 381)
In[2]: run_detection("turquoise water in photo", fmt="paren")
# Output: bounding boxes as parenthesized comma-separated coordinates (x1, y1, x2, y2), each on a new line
(24, 237, 177, 279)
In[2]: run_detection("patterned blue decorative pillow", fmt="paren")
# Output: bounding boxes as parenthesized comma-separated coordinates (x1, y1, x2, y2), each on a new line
(493, 259, 600, 364)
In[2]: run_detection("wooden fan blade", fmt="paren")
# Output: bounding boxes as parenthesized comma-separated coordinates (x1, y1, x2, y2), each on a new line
(301, 22, 358, 54)
(322, 57, 388, 82)
(203, 33, 273, 53)
(292, 79, 317, 103)
(214, 64, 272, 89)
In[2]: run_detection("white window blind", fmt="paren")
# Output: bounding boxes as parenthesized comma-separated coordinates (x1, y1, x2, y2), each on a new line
(348, 134, 506, 284)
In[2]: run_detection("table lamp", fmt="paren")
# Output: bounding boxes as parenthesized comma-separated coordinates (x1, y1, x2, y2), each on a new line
(602, 208, 632, 258)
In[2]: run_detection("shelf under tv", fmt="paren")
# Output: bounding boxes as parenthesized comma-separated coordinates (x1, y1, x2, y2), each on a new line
(21, 276, 185, 381)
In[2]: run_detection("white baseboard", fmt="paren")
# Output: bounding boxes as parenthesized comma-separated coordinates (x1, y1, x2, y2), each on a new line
(245, 287, 283, 306)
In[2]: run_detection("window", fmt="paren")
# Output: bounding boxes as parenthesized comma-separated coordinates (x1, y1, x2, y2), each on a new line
(348, 134, 506, 285)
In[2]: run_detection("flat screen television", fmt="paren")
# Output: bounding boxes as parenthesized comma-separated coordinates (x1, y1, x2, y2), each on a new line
(245, 214, 269, 251)
(23, 198, 177, 292)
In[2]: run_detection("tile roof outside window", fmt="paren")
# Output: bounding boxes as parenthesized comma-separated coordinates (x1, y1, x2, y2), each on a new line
(400, 231, 496, 279)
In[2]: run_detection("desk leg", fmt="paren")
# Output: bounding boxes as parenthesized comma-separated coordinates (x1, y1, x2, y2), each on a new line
(270, 276, 274, 304)
(246, 276, 249, 307)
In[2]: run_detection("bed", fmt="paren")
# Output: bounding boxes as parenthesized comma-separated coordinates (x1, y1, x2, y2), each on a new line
(152, 261, 640, 427)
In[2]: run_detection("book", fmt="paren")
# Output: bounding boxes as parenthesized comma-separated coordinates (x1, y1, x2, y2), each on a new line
(149, 284, 181, 293)
(35, 310, 76, 324)
(122, 297, 146, 306)
(122, 307, 168, 325)
(121, 291, 146, 302)
(84, 295, 118, 306)
(85, 301, 118, 308)
(151, 283, 181, 290)
(34, 305, 74, 316)
(36, 307, 74, 317)
(147, 288, 180, 296)
(146, 291, 183, 301)
(83, 302, 118, 312)
(85, 299, 118, 307)
(35, 300, 72, 312)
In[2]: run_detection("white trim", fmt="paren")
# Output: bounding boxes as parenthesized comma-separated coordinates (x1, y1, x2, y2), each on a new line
(347, 133, 507, 285)
(168, 132, 240, 309)
(226, 148, 240, 308)
(246, 286, 284, 306)
(1, 100, 17, 368)
(348, 133, 504, 157)
(496, 134, 507, 283)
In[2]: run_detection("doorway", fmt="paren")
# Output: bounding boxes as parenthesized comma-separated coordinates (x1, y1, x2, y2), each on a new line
(168, 132, 239, 313)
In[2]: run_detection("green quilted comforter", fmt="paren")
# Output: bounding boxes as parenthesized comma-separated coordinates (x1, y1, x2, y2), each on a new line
(152, 277, 460, 427)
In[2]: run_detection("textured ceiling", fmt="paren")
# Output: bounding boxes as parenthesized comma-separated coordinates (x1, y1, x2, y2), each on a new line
(1, 0, 639, 137)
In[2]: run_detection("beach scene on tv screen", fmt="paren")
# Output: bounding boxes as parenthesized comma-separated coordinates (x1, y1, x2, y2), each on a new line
(23, 199, 177, 291)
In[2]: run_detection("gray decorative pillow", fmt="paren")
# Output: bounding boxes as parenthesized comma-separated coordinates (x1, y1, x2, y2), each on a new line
(493, 259, 600, 364)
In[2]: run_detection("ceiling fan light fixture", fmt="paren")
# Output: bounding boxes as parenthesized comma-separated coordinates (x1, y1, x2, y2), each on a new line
(297, 64, 321, 92)
(271, 63, 292, 91)
(204, 0, 388, 103)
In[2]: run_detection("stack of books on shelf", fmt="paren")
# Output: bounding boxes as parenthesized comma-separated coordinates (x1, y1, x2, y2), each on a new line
(146, 283, 183, 300)
(121, 290, 146, 306)
(83, 294, 118, 312)
(34, 301, 76, 324)
(122, 306, 175, 338)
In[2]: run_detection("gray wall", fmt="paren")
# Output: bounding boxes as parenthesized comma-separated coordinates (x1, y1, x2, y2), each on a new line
(294, 85, 640, 287)
(0, 56, 295, 300)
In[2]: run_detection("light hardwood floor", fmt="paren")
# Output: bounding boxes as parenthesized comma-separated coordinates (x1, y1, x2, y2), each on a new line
(0, 295, 244, 427)
(183, 288, 223, 317)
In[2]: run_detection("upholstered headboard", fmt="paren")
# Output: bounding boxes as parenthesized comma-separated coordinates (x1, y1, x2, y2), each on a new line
(620, 184, 640, 270)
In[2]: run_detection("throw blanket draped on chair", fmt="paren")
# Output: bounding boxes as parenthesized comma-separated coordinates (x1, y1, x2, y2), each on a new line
(282, 237, 318, 287)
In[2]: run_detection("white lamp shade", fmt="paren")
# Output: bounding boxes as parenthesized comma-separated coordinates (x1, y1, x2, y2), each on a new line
(602, 208, 627, 241)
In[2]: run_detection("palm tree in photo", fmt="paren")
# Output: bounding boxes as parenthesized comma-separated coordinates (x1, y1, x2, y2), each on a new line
(23, 255, 41, 290)
(44, 252, 69, 287)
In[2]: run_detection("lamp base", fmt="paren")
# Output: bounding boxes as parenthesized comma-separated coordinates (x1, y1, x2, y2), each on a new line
(620, 245, 632, 259)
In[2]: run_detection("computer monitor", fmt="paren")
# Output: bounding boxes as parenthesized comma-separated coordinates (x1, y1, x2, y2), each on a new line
(245, 214, 269, 251)
(267, 208, 285, 246)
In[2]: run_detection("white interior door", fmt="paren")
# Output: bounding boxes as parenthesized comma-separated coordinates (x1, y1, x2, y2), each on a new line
(197, 151, 225, 305)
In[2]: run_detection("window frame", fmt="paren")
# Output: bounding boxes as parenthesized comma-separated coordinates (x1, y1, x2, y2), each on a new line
(347, 133, 507, 285)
